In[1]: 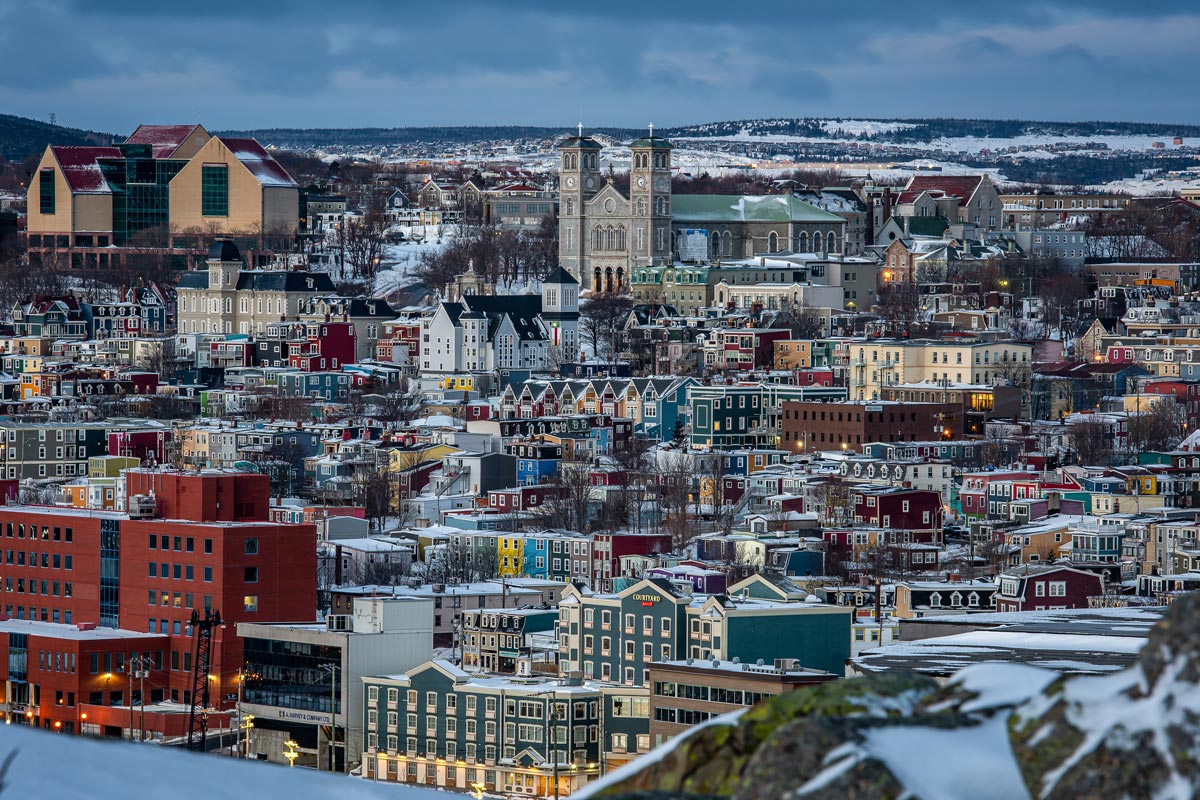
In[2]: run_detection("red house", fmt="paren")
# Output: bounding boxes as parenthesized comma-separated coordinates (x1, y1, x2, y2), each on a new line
(960, 470, 1032, 519)
(108, 428, 170, 464)
(487, 485, 563, 513)
(286, 321, 356, 372)
(852, 487, 943, 532)
(591, 532, 672, 592)
(995, 566, 1104, 612)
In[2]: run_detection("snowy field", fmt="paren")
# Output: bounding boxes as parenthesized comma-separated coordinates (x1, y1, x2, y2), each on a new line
(674, 129, 1192, 156)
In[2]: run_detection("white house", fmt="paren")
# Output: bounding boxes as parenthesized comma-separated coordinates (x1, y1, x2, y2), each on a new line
(420, 267, 579, 373)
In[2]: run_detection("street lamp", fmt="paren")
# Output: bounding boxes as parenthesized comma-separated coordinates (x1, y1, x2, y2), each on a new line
(284, 739, 300, 767)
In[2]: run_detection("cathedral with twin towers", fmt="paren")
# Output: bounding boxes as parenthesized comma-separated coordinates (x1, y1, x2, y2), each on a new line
(557, 127, 848, 293)
(557, 127, 674, 293)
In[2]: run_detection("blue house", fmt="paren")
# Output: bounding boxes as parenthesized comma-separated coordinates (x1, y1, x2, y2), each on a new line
(507, 439, 562, 486)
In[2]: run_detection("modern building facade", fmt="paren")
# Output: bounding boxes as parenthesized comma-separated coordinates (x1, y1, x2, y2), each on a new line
(26, 125, 298, 270)
(237, 595, 433, 772)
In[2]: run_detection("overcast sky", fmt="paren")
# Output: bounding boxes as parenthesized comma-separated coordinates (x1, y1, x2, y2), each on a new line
(3, 0, 1198, 133)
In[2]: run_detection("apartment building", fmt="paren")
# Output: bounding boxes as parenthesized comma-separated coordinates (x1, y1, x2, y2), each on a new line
(845, 339, 1033, 401)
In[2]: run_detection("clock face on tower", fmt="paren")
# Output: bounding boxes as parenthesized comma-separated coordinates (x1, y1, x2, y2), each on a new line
(565, 177, 575, 188)
(585, 177, 595, 189)
(636, 176, 646, 188)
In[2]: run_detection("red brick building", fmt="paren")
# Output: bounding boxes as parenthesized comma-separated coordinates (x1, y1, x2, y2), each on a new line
(781, 399, 962, 453)
(0, 469, 316, 722)
(0, 619, 167, 734)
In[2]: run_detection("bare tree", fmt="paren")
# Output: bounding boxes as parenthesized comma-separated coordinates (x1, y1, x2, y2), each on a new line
(580, 292, 634, 361)
(1070, 418, 1116, 466)
(653, 450, 699, 552)
(337, 213, 388, 281)
(354, 469, 394, 532)
(535, 456, 596, 533)
(875, 282, 920, 334)
(1128, 400, 1186, 456)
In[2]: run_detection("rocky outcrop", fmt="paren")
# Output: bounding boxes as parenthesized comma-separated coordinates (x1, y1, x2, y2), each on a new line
(586, 593, 1200, 800)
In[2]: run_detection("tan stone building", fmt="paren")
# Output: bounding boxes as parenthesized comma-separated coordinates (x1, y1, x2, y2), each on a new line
(176, 241, 335, 335)
(26, 124, 298, 270)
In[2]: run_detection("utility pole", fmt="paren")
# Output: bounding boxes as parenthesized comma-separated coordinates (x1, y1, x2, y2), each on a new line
(139, 657, 147, 742)
(127, 654, 149, 742)
(235, 668, 244, 758)
(321, 663, 338, 772)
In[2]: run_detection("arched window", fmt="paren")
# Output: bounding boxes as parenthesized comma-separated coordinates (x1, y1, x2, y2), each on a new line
(829, 233, 839, 253)
(592, 227, 603, 250)
(710, 234, 721, 259)
(605, 225, 616, 250)
(723, 231, 732, 256)
(798, 231, 809, 252)
(815, 232, 825, 252)
(617, 226, 626, 250)
(768, 232, 778, 253)
(634, 197, 647, 216)
(564, 198, 574, 216)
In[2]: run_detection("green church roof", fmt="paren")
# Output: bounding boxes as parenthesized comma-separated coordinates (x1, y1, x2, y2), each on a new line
(671, 194, 845, 224)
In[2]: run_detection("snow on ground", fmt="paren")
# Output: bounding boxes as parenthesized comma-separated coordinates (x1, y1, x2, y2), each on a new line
(0, 724, 439, 800)
(820, 120, 919, 137)
(1089, 174, 1200, 197)
(373, 223, 458, 296)
(675, 130, 1192, 156)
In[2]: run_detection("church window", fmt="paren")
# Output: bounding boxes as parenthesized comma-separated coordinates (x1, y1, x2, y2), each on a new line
(798, 232, 809, 252)
(768, 232, 778, 253)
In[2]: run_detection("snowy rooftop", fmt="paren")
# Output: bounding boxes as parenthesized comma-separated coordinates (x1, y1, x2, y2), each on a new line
(0, 619, 163, 641)
(853, 628, 1146, 676)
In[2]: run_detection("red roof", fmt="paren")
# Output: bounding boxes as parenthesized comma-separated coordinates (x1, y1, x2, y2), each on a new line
(48, 146, 122, 193)
(125, 124, 201, 158)
(217, 138, 298, 188)
(896, 175, 985, 207)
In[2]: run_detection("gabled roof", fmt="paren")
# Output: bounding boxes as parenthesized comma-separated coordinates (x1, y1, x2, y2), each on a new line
(543, 266, 579, 286)
(124, 124, 203, 158)
(48, 146, 123, 194)
(904, 215, 951, 237)
(218, 137, 298, 188)
(672, 194, 844, 224)
(461, 294, 546, 341)
(896, 175, 986, 207)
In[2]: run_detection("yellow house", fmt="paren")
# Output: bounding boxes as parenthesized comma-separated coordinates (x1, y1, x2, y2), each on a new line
(89, 455, 141, 478)
(386, 443, 457, 473)
(498, 535, 524, 577)
(440, 375, 475, 391)
(774, 339, 813, 370)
